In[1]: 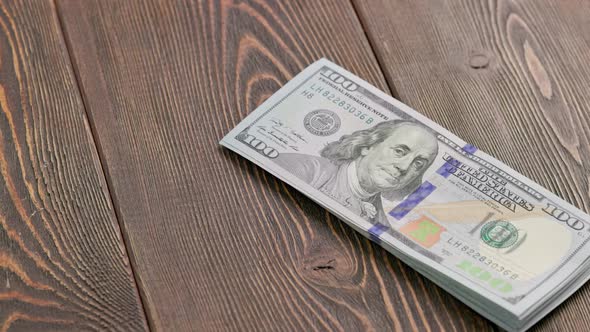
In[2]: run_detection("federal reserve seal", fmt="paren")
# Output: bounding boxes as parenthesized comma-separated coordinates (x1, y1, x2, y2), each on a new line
(480, 220, 519, 249)
(303, 109, 341, 136)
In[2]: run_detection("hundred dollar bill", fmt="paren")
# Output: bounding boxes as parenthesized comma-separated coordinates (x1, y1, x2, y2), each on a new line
(220, 59, 590, 331)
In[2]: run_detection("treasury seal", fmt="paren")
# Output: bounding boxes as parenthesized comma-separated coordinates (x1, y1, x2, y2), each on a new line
(303, 109, 340, 136)
(480, 220, 519, 249)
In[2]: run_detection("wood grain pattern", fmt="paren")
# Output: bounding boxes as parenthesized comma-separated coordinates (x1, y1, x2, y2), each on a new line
(56, 0, 494, 330)
(0, 0, 148, 331)
(352, 0, 590, 330)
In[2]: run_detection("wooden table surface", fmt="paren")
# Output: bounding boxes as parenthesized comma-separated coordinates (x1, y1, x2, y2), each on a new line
(1, 0, 589, 330)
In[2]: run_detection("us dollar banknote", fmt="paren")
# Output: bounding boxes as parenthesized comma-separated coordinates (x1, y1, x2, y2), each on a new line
(221, 59, 590, 331)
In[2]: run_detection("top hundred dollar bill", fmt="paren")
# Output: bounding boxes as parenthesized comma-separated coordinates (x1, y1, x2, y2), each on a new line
(220, 59, 590, 318)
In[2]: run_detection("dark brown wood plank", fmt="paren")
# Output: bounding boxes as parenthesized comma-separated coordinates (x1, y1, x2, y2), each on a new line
(0, 0, 149, 331)
(56, 0, 492, 331)
(352, 0, 590, 330)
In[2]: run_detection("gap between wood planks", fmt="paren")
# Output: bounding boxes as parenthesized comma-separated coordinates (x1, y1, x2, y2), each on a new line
(51, 0, 153, 330)
(348, 0, 402, 100)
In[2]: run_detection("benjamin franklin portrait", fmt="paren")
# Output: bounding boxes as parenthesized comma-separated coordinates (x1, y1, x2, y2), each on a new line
(274, 119, 439, 224)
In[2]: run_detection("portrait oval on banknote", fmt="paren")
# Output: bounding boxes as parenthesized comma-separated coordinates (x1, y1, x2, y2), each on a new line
(303, 109, 341, 136)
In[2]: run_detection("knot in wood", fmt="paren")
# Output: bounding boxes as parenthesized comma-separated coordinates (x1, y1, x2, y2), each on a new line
(299, 245, 357, 287)
(469, 54, 490, 69)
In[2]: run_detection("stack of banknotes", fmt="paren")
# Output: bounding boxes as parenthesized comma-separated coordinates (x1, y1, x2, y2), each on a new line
(221, 59, 590, 331)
